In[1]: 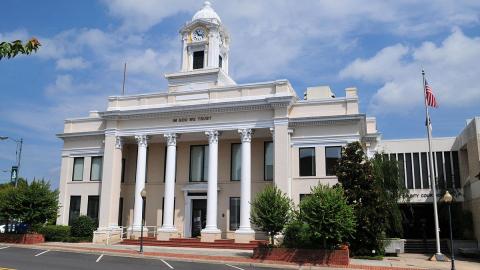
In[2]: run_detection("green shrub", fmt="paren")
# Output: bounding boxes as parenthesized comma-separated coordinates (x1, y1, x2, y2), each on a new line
(283, 218, 313, 248)
(70, 216, 96, 239)
(38, 225, 71, 241)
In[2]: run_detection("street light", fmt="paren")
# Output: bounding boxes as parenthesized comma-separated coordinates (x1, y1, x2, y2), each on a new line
(442, 191, 455, 270)
(0, 136, 23, 187)
(139, 188, 147, 253)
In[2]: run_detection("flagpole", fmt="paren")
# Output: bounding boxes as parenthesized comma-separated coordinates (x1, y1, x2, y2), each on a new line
(422, 69, 444, 261)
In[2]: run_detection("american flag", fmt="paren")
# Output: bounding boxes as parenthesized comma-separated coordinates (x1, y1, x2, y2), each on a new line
(424, 80, 439, 108)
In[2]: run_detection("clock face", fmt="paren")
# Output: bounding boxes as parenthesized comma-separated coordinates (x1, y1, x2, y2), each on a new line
(192, 28, 206, 41)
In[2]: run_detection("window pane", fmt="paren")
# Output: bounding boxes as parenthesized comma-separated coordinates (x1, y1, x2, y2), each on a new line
(229, 197, 240, 231)
(405, 153, 413, 189)
(421, 152, 429, 188)
(264, 142, 273, 180)
(413, 153, 421, 188)
(193, 51, 204, 69)
(90, 156, 103, 181)
(325, 146, 341, 176)
(87, 196, 100, 223)
(203, 145, 209, 181)
(452, 151, 460, 188)
(436, 152, 445, 189)
(68, 196, 81, 225)
(398, 154, 405, 188)
(72, 157, 84, 181)
(231, 143, 241, 181)
(299, 148, 315, 176)
(190, 146, 204, 182)
(444, 152, 453, 188)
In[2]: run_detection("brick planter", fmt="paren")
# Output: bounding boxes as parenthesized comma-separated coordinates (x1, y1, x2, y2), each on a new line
(0, 233, 45, 244)
(252, 246, 349, 266)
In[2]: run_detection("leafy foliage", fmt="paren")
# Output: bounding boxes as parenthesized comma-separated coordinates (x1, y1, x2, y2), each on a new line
(371, 154, 408, 238)
(70, 216, 96, 239)
(335, 142, 388, 255)
(0, 178, 59, 231)
(251, 185, 292, 245)
(0, 38, 41, 60)
(298, 185, 356, 249)
(37, 225, 71, 241)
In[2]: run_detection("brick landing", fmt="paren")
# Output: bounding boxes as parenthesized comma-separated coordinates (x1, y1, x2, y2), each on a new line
(121, 237, 267, 250)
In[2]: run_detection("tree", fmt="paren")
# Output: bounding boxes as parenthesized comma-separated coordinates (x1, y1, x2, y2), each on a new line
(371, 154, 408, 238)
(335, 142, 388, 256)
(251, 185, 292, 245)
(0, 38, 41, 60)
(298, 185, 356, 249)
(0, 178, 59, 232)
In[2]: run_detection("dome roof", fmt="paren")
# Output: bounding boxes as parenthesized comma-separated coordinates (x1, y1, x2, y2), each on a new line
(192, 1, 221, 23)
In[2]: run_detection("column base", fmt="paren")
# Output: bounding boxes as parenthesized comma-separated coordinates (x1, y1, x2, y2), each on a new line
(234, 228, 255, 243)
(157, 227, 179, 240)
(200, 228, 222, 242)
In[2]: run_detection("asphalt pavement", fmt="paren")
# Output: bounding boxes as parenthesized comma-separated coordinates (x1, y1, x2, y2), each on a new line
(0, 246, 280, 270)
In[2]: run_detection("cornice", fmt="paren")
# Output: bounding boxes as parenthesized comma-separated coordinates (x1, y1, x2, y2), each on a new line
(57, 130, 105, 139)
(289, 114, 365, 127)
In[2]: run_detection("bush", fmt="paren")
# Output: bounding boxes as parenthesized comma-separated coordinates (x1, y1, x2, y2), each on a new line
(70, 216, 96, 239)
(38, 225, 71, 241)
(283, 218, 313, 248)
(251, 185, 292, 245)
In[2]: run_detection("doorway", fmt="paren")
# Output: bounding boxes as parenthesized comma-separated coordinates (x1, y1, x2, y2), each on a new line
(191, 199, 207, 238)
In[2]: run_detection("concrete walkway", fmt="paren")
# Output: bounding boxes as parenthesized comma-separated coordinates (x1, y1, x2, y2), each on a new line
(3, 242, 480, 270)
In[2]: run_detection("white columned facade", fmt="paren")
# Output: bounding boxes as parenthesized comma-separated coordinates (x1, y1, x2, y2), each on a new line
(201, 130, 221, 242)
(235, 128, 255, 243)
(131, 135, 148, 235)
(157, 133, 179, 240)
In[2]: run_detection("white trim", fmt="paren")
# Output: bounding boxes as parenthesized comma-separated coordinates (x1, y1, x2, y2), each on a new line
(291, 134, 360, 147)
(62, 147, 104, 157)
(183, 190, 208, 238)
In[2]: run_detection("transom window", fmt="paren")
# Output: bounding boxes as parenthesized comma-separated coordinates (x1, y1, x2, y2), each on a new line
(190, 145, 209, 182)
(325, 146, 342, 176)
(193, 51, 204, 69)
(299, 147, 316, 177)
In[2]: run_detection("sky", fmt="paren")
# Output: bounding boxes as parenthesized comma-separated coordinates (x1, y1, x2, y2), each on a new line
(1, 0, 479, 187)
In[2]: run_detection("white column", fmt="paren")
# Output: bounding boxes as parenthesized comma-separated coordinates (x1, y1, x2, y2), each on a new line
(236, 129, 254, 234)
(159, 133, 177, 232)
(132, 135, 148, 231)
(202, 131, 220, 234)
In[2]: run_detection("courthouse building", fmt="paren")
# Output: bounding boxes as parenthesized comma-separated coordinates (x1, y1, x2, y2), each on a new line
(55, 2, 480, 244)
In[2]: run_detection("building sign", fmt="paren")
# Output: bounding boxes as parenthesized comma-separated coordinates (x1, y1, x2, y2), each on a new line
(11, 166, 18, 183)
(400, 189, 464, 203)
(172, 115, 212, 123)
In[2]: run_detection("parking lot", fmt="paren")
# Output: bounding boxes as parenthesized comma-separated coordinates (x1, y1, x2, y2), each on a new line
(0, 246, 279, 270)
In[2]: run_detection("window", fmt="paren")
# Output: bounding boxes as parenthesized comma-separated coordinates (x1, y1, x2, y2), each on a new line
(118, 197, 123, 226)
(325, 146, 341, 176)
(68, 196, 81, 225)
(190, 145, 209, 182)
(413, 153, 421, 188)
(264, 141, 273, 180)
(219, 55, 223, 68)
(299, 148, 316, 176)
(72, 157, 84, 181)
(229, 197, 240, 231)
(405, 153, 413, 189)
(90, 156, 103, 181)
(398, 154, 405, 187)
(121, 158, 126, 183)
(436, 152, 445, 189)
(193, 51, 204, 69)
(87, 195, 100, 223)
(231, 143, 241, 181)
(444, 151, 453, 188)
(452, 151, 460, 188)
(421, 152, 429, 188)
(299, 194, 311, 202)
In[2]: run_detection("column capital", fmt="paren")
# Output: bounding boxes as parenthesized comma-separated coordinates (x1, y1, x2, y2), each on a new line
(115, 136, 123, 150)
(135, 135, 149, 148)
(205, 130, 220, 144)
(269, 128, 275, 138)
(164, 133, 177, 146)
(238, 128, 253, 143)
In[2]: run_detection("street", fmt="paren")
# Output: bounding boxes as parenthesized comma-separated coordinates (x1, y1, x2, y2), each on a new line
(0, 246, 278, 270)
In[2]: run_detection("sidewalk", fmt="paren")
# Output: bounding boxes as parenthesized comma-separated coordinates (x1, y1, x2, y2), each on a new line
(4, 242, 479, 270)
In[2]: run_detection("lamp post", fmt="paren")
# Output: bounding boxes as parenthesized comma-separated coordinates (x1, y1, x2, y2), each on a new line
(0, 136, 23, 187)
(139, 188, 147, 253)
(442, 191, 455, 270)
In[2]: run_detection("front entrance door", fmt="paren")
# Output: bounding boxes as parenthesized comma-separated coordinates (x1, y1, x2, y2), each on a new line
(191, 199, 207, 238)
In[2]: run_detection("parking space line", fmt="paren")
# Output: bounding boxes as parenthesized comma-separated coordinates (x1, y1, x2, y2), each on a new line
(160, 259, 174, 269)
(34, 250, 50, 257)
(225, 264, 245, 270)
(96, 254, 104, 263)
(0, 246, 9, 250)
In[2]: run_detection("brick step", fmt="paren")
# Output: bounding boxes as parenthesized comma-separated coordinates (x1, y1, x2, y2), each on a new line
(214, 239, 235, 243)
(169, 238, 201, 243)
(120, 239, 261, 250)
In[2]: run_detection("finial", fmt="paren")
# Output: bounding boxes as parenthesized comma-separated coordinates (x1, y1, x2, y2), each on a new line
(204, 1, 211, 7)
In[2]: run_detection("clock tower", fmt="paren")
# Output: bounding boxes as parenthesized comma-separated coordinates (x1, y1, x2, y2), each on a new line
(165, 1, 235, 92)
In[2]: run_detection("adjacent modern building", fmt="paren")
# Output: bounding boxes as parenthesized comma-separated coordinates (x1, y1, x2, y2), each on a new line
(55, 2, 480, 245)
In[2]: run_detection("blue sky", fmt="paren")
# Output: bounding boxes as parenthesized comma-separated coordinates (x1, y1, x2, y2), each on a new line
(1, 0, 479, 187)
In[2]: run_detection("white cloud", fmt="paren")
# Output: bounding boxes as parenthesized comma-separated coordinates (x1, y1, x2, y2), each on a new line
(340, 28, 480, 114)
(56, 57, 90, 70)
